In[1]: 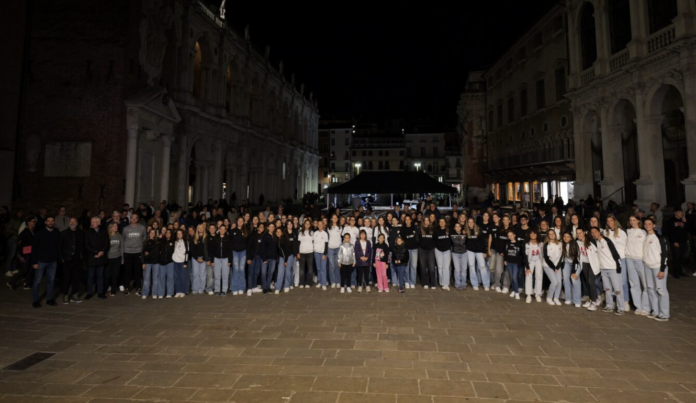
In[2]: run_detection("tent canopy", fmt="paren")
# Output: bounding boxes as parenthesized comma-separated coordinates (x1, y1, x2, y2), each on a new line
(327, 172, 459, 195)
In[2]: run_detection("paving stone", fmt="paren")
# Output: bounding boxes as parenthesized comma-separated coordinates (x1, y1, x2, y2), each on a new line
(312, 376, 367, 392)
(472, 382, 509, 399)
(532, 385, 597, 402)
(127, 371, 185, 387)
(419, 380, 475, 397)
(369, 377, 419, 394)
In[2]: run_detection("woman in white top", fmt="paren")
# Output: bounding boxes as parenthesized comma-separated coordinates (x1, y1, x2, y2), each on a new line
(313, 221, 329, 290)
(626, 215, 649, 316)
(542, 230, 563, 306)
(523, 229, 543, 304)
(342, 217, 360, 246)
(604, 214, 629, 311)
(360, 218, 374, 245)
(172, 229, 189, 298)
(643, 218, 669, 321)
(590, 227, 625, 315)
(326, 215, 342, 289)
(568, 214, 581, 240)
(296, 220, 314, 288)
(577, 228, 600, 311)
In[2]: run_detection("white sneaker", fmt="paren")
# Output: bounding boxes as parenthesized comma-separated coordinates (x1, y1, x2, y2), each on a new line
(313, 276, 318, 283)
(119, 285, 125, 292)
(385, 289, 390, 293)
(275, 290, 279, 295)
(515, 293, 520, 300)
(564, 300, 573, 305)
(322, 286, 327, 291)
(142, 296, 147, 300)
(484, 287, 490, 291)
(495, 287, 502, 293)
(405, 283, 410, 289)
(340, 287, 345, 293)
(443, 286, 450, 291)
(509, 291, 515, 298)
(208, 291, 214, 296)
(575, 304, 581, 308)
(331, 284, 337, 289)
(378, 289, 382, 293)
(581, 296, 589, 302)
(693, 272, 696, 277)
(4, 272, 12, 278)
(351, 285, 356, 289)
(270, 282, 275, 290)
(179, 293, 185, 298)
(501, 288, 509, 294)
(587, 303, 598, 311)
(473, 286, 479, 291)
(315, 284, 321, 288)
(546, 298, 555, 305)
(582, 301, 591, 308)
(423, 285, 428, 290)
(347, 287, 352, 293)
(554, 298, 561, 306)
(624, 302, 631, 312)
(525, 296, 532, 304)
(357, 286, 362, 293)
(535, 295, 542, 303)
(247, 290, 252, 296)
(252, 287, 262, 293)
(284, 288, 290, 293)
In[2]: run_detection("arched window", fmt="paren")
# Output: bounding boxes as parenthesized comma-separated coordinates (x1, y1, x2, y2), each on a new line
(225, 62, 239, 114)
(193, 39, 213, 100)
(648, 0, 677, 33)
(608, 0, 632, 54)
(579, 3, 598, 70)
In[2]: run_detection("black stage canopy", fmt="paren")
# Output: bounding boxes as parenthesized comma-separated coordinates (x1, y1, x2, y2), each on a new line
(327, 172, 459, 195)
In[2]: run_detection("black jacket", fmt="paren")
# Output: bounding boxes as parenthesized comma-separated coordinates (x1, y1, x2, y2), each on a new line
(391, 243, 409, 265)
(189, 239, 206, 260)
(31, 228, 61, 264)
(664, 217, 688, 245)
(247, 231, 263, 258)
(159, 238, 176, 265)
(277, 236, 293, 260)
(208, 235, 231, 260)
(401, 225, 419, 250)
(85, 227, 109, 267)
(451, 233, 467, 254)
(59, 229, 85, 262)
(503, 240, 523, 265)
(143, 239, 161, 264)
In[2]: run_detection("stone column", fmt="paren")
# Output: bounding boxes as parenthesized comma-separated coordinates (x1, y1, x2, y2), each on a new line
(125, 127, 139, 207)
(599, 107, 625, 203)
(634, 114, 666, 210)
(573, 115, 594, 203)
(159, 135, 173, 203)
(594, 5, 611, 75)
(628, 0, 649, 58)
(177, 135, 188, 206)
(675, 0, 696, 39)
(194, 162, 204, 205)
(567, 13, 582, 89)
(681, 69, 696, 204)
(202, 163, 210, 203)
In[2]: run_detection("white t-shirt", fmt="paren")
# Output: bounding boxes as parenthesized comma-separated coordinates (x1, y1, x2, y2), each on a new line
(626, 228, 647, 260)
(603, 228, 627, 259)
(298, 230, 314, 254)
(313, 230, 329, 254)
(327, 226, 342, 249)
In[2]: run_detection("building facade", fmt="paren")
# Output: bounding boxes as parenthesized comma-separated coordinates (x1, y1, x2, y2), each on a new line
(566, 0, 696, 210)
(328, 126, 354, 185)
(458, 6, 575, 206)
(350, 134, 405, 175)
(444, 132, 463, 192)
(404, 132, 446, 178)
(11, 0, 319, 213)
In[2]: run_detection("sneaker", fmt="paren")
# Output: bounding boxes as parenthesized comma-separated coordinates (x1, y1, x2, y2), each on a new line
(123, 290, 130, 296)
(174, 294, 180, 298)
(587, 303, 597, 311)
(46, 299, 57, 306)
(135, 291, 142, 297)
(640, 311, 649, 316)
(423, 285, 429, 290)
(22, 284, 31, 290)
(357, 286, 362, 293)
(313, 276, 318, 283)
(564, 300, 573, 305)
(535, 295, 542, 303)
(270, 282, 275, 290)
(252, 287, 262, 293)
(6, 282, 16, 291)
(602, 307, 613, 313)
(546, 298, 555, 305)
(525, 296, 532, 304)
(515, 293, 520, 300)
(284, 288, 290, 292)
(32, 301, 41, 308)
(647, 312, 657, 319)
(11, 270, 18, 275)
(165, 295, 172, 299)
(119, 285, 125, 292)
(654, 315, 669, 322)
(247, 290, 252, 296)
(484, 287, 490, 291)
(63, 296, 70, 305)
(351, 285, 355, 289)
(495, 287, 502, 293)
(220, 292, 226, 297)
(473, 286, 479, 291)
(322, 286, 327, 291)
(443, 286, 450, 291)
(575, 304, 581, 308)
(582, 301, 591, 308)
(634, 310, 643, 315)
(366, 286, 371, 293)
(385, 289, 390, 293)
(399, 288, 404, 293)
(581, 296, 589, 302)
(70, 295, 82, 303)
(208, 291, 214, 296)
(347, 287, 352, 293)
(624, 302, 631, 312)
(315, 284, 321, 288)
(554, 299, 561, 306)
(615, 310, 625, 316)
(509, 291, 515, 298)
(501, 288, 509, 294)
(4, 271, 12, 278)
(340, 287, 345, 293)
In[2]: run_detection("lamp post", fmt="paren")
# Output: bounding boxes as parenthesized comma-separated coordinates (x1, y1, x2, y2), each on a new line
(414, 162, 421, 172)
(355, 163, 362, 175)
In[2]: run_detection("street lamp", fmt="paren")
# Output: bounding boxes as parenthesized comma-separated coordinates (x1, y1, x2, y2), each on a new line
(414, 162, 421, 172)
(355, 163, 362, 175)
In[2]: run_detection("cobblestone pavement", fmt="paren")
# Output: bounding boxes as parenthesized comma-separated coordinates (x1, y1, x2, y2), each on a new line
(1, 276, 696, 403)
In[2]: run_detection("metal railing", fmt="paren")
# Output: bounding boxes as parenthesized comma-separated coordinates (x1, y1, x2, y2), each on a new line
(601, 187, 624, 205)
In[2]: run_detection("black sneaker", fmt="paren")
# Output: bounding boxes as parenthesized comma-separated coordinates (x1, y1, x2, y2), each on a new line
(63, 296, 70, 305)
(123, 289, 130, 296)
(70, 295, 83, 303)
(84, 294, 93, 300)
(97, 294, 107, 299)
(32, 301, 41, 308)
(135, 290, 142, 297)
(46, 300, 58, 307)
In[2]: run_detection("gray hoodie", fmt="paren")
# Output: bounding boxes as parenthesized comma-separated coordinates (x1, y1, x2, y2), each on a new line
(122, 224, 145, 254)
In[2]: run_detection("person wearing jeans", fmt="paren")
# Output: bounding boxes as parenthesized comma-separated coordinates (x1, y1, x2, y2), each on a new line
(172, 229, 189, 298)
(296, 221, 314, 288)
(8, 216, 37, 291)
(503, 230, 523, 299)
(401, 216, 419, 288)
(591, 227, 625, 315)
(391, 236, 409, 293)
(490, 214, 511, 293)
(189, 224, 208, 295)
(466, 218, 489, 290)
(542, 230, 563, 306)
(388, 218, 402, 288)
(275, 227, 293, 294)
(159, 230, 176, 298)
(312, 222, 329, 290)
(259, 223, 278, 294)
(204, 224, 217, 295)
(59, 218, 85, 304)
(105, 223, 124, 297)
(561, 232, 581, 307)
(208, 225, 231, 296)
(229, 218, 248, 295)
(142, 229, 161, 299)
(643, 218, 670, 321)
(121, 214, 146, 295)
(31, 216, 61, 307)
(626, 215, 649, 315)
(327, 215, 342, 288)
(451, 223, 468, 290)
(603, 215, 629, 311)
(434, 218, 452, 290)
(246, 224, 265, 295)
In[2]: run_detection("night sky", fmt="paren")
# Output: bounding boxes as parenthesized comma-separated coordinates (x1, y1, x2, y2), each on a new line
(226, 1, 559, 126)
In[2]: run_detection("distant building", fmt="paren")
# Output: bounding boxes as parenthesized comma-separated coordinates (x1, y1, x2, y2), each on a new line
(318, 129, 331, 192)
(443, 132, 463, 192)
(350, 133, 405, 175)
(404, 132, 446, 180)
(327, 125, 354, 185)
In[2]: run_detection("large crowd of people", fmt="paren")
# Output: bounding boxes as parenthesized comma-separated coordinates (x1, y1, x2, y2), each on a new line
(1, 196, 694, 323)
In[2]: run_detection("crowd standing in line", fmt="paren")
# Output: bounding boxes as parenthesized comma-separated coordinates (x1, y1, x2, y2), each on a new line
(2, 195, 695, 323)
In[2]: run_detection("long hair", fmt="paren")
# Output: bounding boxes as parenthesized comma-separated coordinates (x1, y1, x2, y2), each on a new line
(465, 220, 480, 238)
(420, 218, 433, 235)
(604, 213, 624, 238)
(628, 214, 643, 229)
(194, 223, 207, 244)
(562, 234, 579, 260)
(544, 229, 560, 245)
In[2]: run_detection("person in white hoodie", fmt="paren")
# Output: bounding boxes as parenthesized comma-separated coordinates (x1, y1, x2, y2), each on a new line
(296, 220, 314, 288)
(604, 214, 629, 312)
(523, 229, 543, 304)
(625, 215, 649, 316)
(542, 230, 563, 306)
(326, 215, 343, 289)
(313, 222, 329, 290)
(590, 227, 625, 316)
(577, 228, 600, 311)
(643, 218, 669, 321)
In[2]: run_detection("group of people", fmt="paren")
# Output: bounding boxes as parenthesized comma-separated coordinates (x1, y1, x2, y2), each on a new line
(3, 196, 693, 323)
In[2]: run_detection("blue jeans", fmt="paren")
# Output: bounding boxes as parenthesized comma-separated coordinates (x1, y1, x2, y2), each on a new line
(562, 261, 581, 305)
(626, 258, 648, 313)
(230, 251, 246, 293)
(248, 256, 262, 290)
(190, 259, 206, 293)
(314, 252, 328, 286)
(407, 249, 418, 286)
(276, 256, 292, 291)
(508, 263, 520, 293)
(142, 263, 159, 297)
(619, 258, 628, 304)
(327, 248, 339, 285)
(390, 257, 398, 285)
(174, 262, 188, 294)
(87, 265, 104, 296)
(159, 262, 174, 297)
(543, 265, 562, 299)
(262, 259, 276, 290)
(33, 261, 57, 302)
(645, 266, 669, 318)
(213, 257, 230, 293)
(601, 269, 625, 311)
(395, 264, 407, 289)
(452, 252, 468, 289)
(468, 252, 489, 288)
(434, 249, 452, 287)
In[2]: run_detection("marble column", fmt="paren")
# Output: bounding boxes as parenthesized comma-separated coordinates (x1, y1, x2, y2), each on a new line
(594, 5, 611, 75)
(675, 0, 696, 39)
(599, 107, 625, 203)
(573, 119, 594, 203)
(177, 135, 188, 206)
(628, 0, 649, 58)
(681, 69, 696, 204)
(125, 128, 139, 207)
(635, 114, 666, 210)
(159, 135, 173, 203)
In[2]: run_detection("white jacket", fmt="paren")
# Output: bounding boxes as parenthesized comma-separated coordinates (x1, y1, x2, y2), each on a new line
(644, 233, 668, 271)
(542, 242, 563, 269)
(577, 240, 600, 275)
(625, 228, 646, 260)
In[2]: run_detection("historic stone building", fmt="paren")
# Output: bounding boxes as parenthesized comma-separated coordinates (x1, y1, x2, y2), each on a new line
(11, 0, 319, 213)
(458, 6, 574, 205)
(566, 0, 695, 210)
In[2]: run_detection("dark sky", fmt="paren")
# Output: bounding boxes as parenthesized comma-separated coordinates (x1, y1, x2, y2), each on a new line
(226, 1, 559, 126)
